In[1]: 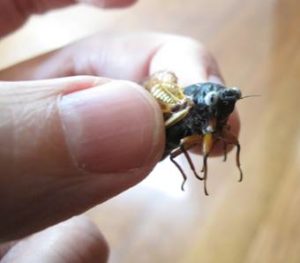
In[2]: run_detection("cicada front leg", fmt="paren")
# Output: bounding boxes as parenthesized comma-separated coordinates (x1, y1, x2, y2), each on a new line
(200, 133, 217, 195)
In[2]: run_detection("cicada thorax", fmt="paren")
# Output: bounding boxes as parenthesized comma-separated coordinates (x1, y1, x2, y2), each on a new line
(144, 71, 193, 128)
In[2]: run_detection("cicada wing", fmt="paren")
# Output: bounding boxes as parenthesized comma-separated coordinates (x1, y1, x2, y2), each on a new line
(144, 71, 194, 127)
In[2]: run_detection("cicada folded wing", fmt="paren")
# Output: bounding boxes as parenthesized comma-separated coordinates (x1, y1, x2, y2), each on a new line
(144, 71, 193, 127)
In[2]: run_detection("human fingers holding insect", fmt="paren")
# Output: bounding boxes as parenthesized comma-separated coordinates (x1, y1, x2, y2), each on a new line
(0, 34, 240, 144)
(0, 76, 164, 262)
(1, 32, 240, 165)
(0, 33, 239, 261)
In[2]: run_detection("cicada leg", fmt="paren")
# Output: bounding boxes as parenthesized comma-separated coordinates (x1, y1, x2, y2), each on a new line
(170, 135, 204, 192)
(170, 148, 188, 191)
(201, 133, 216, 196)
(201, 154, 209, 196)
(180, 135, 204, 181)
(218, 130, 243, 182)
(236, 143, 243, 182)
(180, 145, 203, 181)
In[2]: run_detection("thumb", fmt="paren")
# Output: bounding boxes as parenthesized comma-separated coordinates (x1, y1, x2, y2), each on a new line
(0, 76, 164, 241)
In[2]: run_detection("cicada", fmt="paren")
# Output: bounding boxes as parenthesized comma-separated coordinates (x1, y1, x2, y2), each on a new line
(144, 71, 243, 195)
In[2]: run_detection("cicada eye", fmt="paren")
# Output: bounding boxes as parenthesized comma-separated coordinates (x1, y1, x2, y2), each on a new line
(204, 91, 219, 106)
(231, 87, 242, 99)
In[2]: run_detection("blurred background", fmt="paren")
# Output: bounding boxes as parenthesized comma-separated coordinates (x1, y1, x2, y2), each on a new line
(1, 0, 300, 262)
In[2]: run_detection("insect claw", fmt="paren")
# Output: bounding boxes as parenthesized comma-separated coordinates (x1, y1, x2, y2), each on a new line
(202, 154, 209, 195)
(238, 167, 243, 182)
(203, 167, 209, 195)
(235, 143, 243, 182)
(181, 180, 186, 191)
(204, 180, 209, 196)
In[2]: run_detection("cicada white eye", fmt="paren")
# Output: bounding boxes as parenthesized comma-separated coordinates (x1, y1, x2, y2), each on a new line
(204, 91, 219, 106)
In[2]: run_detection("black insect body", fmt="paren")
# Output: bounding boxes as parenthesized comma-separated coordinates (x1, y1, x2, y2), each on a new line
(144, 71, 243, 195)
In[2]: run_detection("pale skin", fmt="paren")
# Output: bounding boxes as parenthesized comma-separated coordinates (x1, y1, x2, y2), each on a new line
(0, 0, 239, 262)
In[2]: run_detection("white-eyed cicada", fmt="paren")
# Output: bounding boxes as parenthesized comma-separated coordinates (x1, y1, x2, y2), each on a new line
(144, 71, 243, 195)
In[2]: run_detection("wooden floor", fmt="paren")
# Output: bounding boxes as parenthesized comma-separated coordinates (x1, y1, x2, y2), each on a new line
(1, 0, 300, 262)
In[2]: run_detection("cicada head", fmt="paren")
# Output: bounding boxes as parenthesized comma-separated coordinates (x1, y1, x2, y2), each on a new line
(215, 86, 241, 123)
(184, 83, 242, 133)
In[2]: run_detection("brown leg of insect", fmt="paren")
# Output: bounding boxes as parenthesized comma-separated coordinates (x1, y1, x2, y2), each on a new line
(170, 135, 203, 191)
(180, 145, 203, 181)
(236, 143, 243, 182)
(180, 135, 204, 180)
(218, 130, 243, 182)
(200, 133, 215, 196)
(170, 148, 188, 191)
(201, 153, 209, 195)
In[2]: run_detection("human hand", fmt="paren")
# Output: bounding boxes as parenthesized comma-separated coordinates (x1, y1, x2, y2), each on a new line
(0, 0, 137, 37)
(0, 33, 239, 261)
(0, 2, 239, 261)
(0, 75, 163, 262)
(1, 32, 240, 155)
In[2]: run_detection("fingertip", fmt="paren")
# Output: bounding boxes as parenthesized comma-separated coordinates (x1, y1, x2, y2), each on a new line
(150, 36, 222, 86)
(59, 80, 165, 174)
(1, 216, 109, 263)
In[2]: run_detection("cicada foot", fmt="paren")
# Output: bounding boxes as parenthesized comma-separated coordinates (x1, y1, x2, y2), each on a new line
(235, 143, 243, 182)
(200, 153, 209, 196)
(200, 133, 215, 196)
(170, 152, 187, 191)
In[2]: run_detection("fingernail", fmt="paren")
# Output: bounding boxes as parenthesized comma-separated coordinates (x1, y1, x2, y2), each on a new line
(59, 81, 164, 173)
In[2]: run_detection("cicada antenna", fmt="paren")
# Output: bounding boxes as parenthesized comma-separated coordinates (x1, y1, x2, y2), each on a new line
(239, 94, 261, 100)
